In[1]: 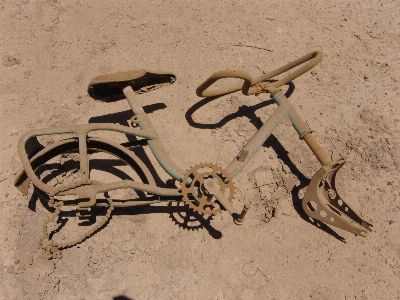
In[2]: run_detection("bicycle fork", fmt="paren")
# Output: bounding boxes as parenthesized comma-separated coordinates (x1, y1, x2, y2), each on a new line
(226, 88, 373, 236)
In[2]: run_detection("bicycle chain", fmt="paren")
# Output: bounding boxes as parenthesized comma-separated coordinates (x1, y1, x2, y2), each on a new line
(40, 182, 114, 259)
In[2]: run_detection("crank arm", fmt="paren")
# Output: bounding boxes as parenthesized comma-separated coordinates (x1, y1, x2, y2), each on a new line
(302, 159, 373, 237)
(203, 178, 238, 215)
(203, 178, 250, 224)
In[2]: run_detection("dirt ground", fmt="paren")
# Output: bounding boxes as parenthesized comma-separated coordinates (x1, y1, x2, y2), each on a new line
(1, 0, 399, 299)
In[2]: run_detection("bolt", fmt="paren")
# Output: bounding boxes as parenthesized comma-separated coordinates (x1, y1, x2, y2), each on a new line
(235, 203, 251, 225)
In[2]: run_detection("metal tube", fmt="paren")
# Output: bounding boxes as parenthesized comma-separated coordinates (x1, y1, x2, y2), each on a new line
(226, 104, 288, 177)
(272, 90, 332, 167)
(123, 86, 185, 181)
(78, 133, 89, 181)
(196, 51, 323, 97)
(123, 86, 146, 115)
(59, 180, 181, 198)
(272, 90, 310, 139)
(19, 123, 157, 141)
(235, 203, 251, 224)
(147, 139, 185, 181)
(303, 133, 332, 167)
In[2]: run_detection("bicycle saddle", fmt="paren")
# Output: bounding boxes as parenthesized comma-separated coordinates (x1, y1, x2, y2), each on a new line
(88, 70, 176, 102)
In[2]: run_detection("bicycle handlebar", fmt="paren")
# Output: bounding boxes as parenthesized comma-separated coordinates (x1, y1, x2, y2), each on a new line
(196, 51, 323, 97)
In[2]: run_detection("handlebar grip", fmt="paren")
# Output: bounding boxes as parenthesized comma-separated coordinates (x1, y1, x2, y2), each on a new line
(196, 51, 323, 98)
(252, 50, 323, 91)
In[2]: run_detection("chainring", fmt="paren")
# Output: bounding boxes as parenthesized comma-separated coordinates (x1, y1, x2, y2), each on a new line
(181, 163, 235, 215)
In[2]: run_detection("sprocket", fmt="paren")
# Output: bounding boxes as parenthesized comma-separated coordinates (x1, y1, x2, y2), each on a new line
(181, 163, 235, 215)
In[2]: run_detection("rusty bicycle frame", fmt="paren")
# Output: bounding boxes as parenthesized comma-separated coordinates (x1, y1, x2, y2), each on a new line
(15, 51, 372, 256)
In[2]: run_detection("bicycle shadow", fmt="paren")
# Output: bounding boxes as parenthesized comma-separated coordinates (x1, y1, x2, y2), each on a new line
(24, 103, 222, 247)
(185, 82, 345, 243)
(28, 178, 222, 248)
(89, 103, 168, 189)
(87, 104, 222, 238)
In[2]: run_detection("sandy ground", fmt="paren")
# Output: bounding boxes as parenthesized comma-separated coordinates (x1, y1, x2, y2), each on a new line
(1, 0, 400, 299)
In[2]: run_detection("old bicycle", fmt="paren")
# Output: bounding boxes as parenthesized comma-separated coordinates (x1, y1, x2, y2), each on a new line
(15, 51, 372, 257)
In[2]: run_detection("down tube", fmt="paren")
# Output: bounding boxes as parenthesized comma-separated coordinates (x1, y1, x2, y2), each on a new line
(226, 104, 288, 177)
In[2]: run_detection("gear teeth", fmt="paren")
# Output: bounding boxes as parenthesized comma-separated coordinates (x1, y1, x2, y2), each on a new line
(181, 162, 235, 216)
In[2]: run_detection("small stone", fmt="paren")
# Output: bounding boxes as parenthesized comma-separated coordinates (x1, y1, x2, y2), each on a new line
(11, 129, 18, 136)
(364, 76, 368, 80)
(5, 193, 9, 197)
(76, 98, 83, 105)
(282, 175, 296, 192)
(274, 206, 282, 219)
(282, 164, 290, 174)
(229, 95, 238, 102)
(298, 188, 306, 199)
(2, 55, 20, 66)
(23, 71, 32, 79)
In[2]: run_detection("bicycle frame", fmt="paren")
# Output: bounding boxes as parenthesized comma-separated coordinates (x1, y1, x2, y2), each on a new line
(15, 84, 316, 205)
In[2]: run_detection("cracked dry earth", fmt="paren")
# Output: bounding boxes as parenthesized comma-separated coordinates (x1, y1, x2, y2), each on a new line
(1, 0, 400, 299)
